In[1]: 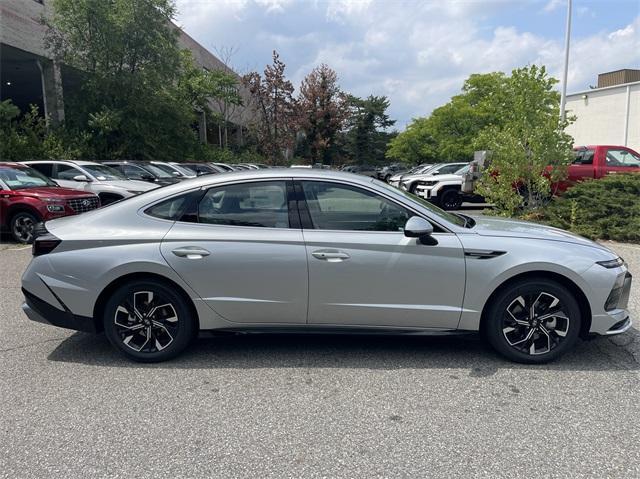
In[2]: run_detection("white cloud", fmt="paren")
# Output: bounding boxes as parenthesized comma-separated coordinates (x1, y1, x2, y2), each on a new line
(543, 0, 564, 13)
(175, 0, 640, 127)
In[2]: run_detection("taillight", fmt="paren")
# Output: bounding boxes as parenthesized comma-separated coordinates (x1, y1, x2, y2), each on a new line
(32, 233, 61, 256)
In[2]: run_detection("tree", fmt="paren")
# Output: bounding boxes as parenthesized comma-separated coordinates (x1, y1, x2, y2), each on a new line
(242, 51, 297, 164)
(474, 65, 574, 215)
(212, 46, 245, 148)
(387, 72, 507, 164)
(296, 64, 348, 165)
(44, 0, 242, 161)
(178, 51, 243, 148)
(342, 95, 395, 164)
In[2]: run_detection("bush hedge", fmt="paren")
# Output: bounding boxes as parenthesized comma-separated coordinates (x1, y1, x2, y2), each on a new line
(535, 173, 640, 242)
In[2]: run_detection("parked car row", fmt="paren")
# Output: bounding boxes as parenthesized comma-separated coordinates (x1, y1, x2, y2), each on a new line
(1, 160, 272, 243)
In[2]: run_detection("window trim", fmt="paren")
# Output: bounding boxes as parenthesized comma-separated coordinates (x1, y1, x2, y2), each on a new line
(294, 179, 451, 234)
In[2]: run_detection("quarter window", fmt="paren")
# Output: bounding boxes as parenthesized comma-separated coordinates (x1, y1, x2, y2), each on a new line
(198, 181, 289, 228)
(145, 194, 192, 221)
(301, 181, 411, 231)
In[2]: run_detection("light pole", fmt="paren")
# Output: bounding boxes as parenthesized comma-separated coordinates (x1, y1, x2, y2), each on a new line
(559, 0, 572, 122)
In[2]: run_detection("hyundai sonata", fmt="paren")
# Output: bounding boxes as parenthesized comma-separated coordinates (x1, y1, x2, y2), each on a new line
(21, 170, 632, 363)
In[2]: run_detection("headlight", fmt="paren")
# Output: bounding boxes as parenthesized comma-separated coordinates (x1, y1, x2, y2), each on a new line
(422, 181, 437, 187)
(596, 257, 625, 269)
(46, 204, 65, 213)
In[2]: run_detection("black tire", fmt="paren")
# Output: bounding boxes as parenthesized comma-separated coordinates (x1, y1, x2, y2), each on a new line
(439, 189, 462, 210)
(10, 211, 39, 243)
(408, 183, 418, 194)
(484, 278, 581, 364)
(103, 279, 197, 362)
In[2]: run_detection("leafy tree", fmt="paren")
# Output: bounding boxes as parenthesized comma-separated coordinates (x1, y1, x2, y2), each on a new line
(342, 95, 395, 164)
(242, 51, 297, 164)
(475, 65, 574, 215)
(387, 72, 507, 164)
(296, 64, 348, 165)
(44, 0, 242, 161)
(0, 100, 85, 161)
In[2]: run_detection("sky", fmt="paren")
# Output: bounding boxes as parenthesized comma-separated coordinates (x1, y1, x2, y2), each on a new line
(175, 0, 640, 129)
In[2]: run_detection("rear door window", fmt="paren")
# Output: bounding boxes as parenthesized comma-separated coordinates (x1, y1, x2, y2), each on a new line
(198, 181, 290, 228)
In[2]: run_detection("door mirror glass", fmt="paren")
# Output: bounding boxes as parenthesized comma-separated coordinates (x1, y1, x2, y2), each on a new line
(404, 216, 433, 238)
(73, 174, 90, 182)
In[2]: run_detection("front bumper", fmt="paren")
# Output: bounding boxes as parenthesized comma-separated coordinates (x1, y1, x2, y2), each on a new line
(22, 288, 98, 333)
(590, 272, 633, 336)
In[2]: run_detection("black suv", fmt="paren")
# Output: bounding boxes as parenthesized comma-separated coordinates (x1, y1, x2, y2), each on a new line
(103, 161, 180, 186)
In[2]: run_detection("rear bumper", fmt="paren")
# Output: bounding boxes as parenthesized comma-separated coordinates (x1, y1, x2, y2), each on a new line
(22, 288, 98, 333)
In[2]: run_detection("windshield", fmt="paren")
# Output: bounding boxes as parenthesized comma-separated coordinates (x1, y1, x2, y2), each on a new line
(82, 164, 126, 181)
(372, 178, 467, 227)
(142, 164, 173, 178)
(0, 165, 58, 190)
(454, 164, 471, 175)
(154, 163, 195, 177)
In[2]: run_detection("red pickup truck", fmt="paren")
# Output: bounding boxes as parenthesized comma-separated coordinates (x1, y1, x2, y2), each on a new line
(557, 145, 640, 191)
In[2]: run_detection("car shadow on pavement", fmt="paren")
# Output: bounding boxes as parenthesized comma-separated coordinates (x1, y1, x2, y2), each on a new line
(47, 329, 639, 373)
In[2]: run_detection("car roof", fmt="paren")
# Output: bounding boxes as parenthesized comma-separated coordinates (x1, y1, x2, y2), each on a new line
(22, 160, 102, 166)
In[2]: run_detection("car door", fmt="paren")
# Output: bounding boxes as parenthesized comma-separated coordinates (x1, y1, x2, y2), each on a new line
(51, 163, 94, 192)
(160, 179, 308, 324)
(602, 147, 640, 174)
(297, 179, 466, 329)
(568, 149, 596, 183)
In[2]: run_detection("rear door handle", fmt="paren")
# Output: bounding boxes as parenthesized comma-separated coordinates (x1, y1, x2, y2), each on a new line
(172, 247, 211, 259)
(311, 249, 350, 262)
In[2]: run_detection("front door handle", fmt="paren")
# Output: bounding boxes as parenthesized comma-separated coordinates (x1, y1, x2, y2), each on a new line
(172, 247, 211, 259)
(311, 249, 350, 262)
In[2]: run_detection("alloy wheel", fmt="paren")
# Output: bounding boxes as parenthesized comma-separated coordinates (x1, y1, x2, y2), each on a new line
(502, 292, 570, 356)
(12, 215, 35, 243)
(114, 291, 179, 353)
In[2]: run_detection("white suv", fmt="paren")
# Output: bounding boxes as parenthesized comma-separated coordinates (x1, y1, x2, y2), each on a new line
(414, 164, 471, 210)
(23, 160, 158, 205)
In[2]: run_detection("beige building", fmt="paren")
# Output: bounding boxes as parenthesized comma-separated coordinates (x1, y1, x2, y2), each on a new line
(565, 70, 640, 152)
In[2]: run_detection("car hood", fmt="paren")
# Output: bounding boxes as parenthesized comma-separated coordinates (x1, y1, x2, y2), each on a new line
(416, 173, 462, 183)
(101, 180, 158, 191)
(471, 216, 613, 253)
(10, 187, 96, 199)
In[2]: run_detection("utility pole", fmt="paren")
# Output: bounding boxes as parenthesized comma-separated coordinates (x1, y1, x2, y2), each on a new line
(559, 0, 572, 122)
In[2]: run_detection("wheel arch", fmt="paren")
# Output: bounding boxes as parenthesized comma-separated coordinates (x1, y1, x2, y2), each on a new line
(7, 204, 43, 223)
(92, 272, 200, 332)
(478, 270, 592, 339)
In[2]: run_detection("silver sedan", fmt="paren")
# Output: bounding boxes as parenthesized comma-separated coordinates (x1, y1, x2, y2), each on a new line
(21, 169, 632, 363)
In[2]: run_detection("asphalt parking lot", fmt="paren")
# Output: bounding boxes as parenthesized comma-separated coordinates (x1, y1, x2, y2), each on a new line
(1, 238, 639, 478)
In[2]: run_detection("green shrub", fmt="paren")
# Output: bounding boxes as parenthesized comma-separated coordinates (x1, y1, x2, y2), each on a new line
(538, 174, 640, 242)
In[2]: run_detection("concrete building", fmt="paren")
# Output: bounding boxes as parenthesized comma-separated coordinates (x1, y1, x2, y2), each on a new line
(565, 69, 640, 152)
(0, 0, 252, 146)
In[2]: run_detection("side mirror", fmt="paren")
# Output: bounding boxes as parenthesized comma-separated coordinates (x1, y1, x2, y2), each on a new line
(141, 174, 155, 181)
(72, 174, 90, 182)
(172, 171, 181, 176)
(404, 217, 438, 245)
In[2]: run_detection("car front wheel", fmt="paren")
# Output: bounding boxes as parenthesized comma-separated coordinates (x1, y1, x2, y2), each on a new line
(103, 279, 196, 362)
(484, 279, 581, 363)
(10, 211, 39, 244)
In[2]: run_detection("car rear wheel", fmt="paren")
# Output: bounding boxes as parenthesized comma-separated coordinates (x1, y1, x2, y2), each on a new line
(103, 279, 196, 362)
(10, 211, 39, 244)
(484, 279, 581, 363)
